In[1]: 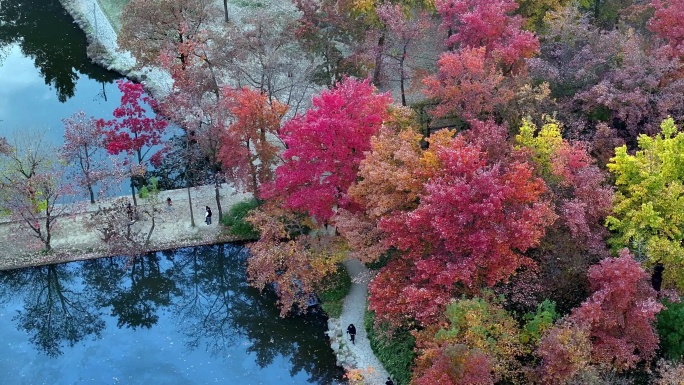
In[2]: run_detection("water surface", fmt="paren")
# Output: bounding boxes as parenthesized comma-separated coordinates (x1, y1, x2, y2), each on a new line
(0, 244, 345, 385)
(0, 0, 122, 144)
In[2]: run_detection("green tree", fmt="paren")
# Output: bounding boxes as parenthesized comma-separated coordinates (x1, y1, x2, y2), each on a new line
(606, 117, 684, 289)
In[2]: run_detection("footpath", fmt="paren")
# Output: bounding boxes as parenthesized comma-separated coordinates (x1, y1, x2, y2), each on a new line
(328, 259, 392, 384)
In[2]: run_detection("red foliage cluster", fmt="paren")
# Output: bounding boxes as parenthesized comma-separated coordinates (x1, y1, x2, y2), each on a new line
(369, 134, 555, 325)
(264, 77, 392, 222)
(435, 0, 539, 65)
(100, 80, 168, 162)
(570, 250, 663, 370)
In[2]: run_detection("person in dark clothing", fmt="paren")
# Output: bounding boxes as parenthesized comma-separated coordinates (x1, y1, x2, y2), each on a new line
(205, 206, 212, 225)
(346, 323, 356, 344)
(385, 377, 394, 385)
(652, 262, 665, 292)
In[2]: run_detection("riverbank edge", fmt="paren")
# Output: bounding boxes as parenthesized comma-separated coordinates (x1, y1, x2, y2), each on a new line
(56, 2, 390, 383)
(58, 0, 171, 97)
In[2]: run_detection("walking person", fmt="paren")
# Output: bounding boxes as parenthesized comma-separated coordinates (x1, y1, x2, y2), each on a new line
(386, 377, 395, 385)
(346, 323, 356, 345)
(205, 206, 212, 225)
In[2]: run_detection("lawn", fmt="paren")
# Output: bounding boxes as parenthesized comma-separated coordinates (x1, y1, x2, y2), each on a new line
(96, 0, 129, 32)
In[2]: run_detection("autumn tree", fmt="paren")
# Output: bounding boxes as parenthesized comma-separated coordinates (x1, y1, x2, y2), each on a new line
(293, 0, 371, 86)
(515, 118, 614, 311)
(60, 111, 109, 204)
(245, 202, 345, 316)
(118, 0, 215, 70)
(535, 319, 593, 384)
(336, 108, 452, 264)
(2, 169, 74, 253)
(0, 132, 76, 252)
(214, 10, 318, 115)
(368, 131, 555, 325)
(101, 80, 168, 206)
(263, 77, 392, 223)
(375, 4, 434, 106)
(412, 295, 524, 384)
(217, 86, 287, 196)
(649, 0, 684, 58)
(423, 47, 512, 121)
(435, 0, 539, 67)
(569, 250, 662, 371)
(606, 117, 684, 290)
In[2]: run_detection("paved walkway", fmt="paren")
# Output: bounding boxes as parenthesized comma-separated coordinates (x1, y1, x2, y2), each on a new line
(330, 259, 391, 385)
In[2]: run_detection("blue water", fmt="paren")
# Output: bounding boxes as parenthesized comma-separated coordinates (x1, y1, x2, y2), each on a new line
(0, 244, 345, 385)
(0, 0, 123, 145)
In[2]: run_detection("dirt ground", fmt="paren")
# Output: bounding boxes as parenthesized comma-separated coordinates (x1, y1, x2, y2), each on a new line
(0, 184, 253, 271)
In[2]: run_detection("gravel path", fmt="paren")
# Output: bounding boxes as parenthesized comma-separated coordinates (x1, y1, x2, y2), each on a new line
(327, 259, 391, 384)
(0, 184, 253, 270)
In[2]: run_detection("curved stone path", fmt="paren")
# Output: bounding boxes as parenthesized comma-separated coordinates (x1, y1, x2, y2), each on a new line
(328, 259, 391, 385)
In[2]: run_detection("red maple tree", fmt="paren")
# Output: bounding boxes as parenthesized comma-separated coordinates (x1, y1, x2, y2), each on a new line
(100, 80, 169, 205)
(263, 77, 392, 222)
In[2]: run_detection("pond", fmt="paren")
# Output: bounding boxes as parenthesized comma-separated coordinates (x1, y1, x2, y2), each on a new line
(0, 0, 123, 145)
(0, 244, 345, 384)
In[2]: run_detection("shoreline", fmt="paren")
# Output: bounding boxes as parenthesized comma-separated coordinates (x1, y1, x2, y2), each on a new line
(58, 0, 172, 97)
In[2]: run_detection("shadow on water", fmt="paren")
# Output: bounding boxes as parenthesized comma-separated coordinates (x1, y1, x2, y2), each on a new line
(0, 0, 119, 102)
(0, 244, 346, 384)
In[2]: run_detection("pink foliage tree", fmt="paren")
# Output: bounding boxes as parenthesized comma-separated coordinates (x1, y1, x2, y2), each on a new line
(263, 77, 392, 223)
(435, 0, 539, 67)
(423, 47, 511, 121)
(649, 0, 684, 58)
(570, 250, 663, 371)
(60, 111, 109, 204)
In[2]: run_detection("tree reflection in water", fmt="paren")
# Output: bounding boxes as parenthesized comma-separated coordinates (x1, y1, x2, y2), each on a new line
(0, 243, 344, 383)
(0, 265, 105, 357)
(168, 244, 345, 384)
(0, 0, 118, 102)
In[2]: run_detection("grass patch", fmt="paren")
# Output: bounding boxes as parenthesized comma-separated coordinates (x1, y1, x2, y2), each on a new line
(365, 309, 416, 385)
(318, 264, 351, 318)
(220, 198, 260, 240)
(96, 0, 130, 32)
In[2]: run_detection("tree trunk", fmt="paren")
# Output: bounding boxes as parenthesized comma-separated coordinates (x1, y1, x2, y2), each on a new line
(145, 216, 155, 245)
(223, 0, 229, 23)
(44, 217, 52, 252)
(187, 185, 195, 227)
(399, 45, 407, 107)
(214, 177, 223, 220)
(88, 183, 95, 204)
(130, 179, 138, 207)
(372, 33, 386, 86)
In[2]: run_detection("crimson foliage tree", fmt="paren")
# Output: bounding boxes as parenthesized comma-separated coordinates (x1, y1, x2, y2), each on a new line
(263, 77, 392, 223)
(570, 250, 663, 371)
(435, 0, 539, 66)
(369, 134, 555, 325)
(100, 80, 169, 206)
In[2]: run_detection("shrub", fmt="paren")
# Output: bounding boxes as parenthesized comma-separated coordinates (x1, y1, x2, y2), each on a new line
(318, 264, 351, 318)
(221, 198, 260, 239)
(657, 300, 684, 360)
(365, 309, 415, 385)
